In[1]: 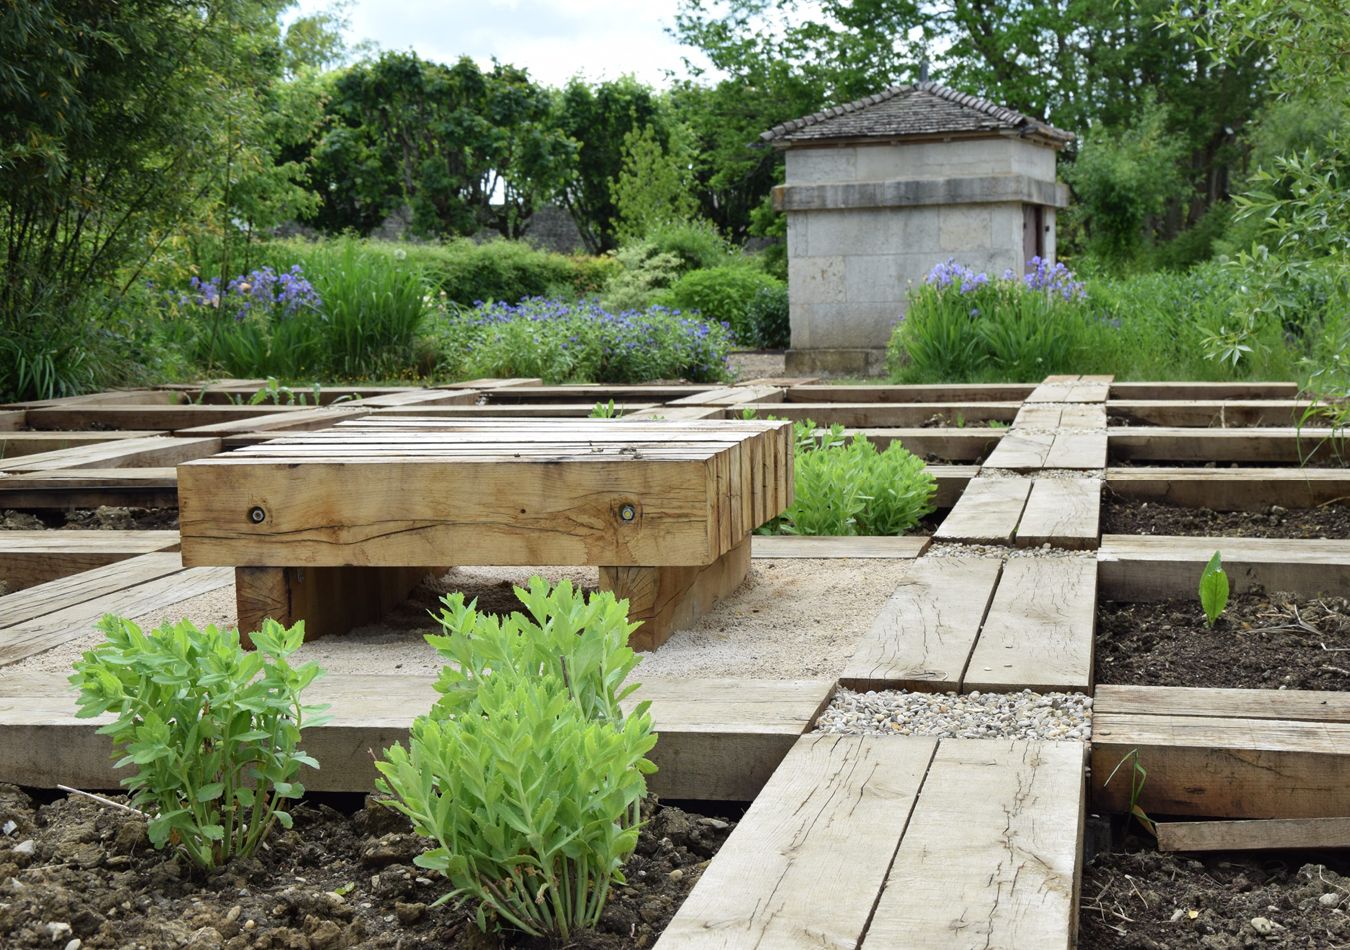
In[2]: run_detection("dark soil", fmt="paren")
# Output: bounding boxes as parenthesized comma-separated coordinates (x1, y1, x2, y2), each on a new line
(1097, 593, 1350, 690)
(1102, 497, 1350, 540)
(1108, 458, 1350, 469)
(0, 785, 732, 950)
(918, 415, 1008, 430)
(1080, 831, 1350, 950)
(0, 507, 180, 531)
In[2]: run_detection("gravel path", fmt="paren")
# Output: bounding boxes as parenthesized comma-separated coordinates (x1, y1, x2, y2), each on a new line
(816, 687, 1093, 741)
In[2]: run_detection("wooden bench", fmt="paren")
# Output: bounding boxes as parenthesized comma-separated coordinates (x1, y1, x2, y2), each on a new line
(177, 418, 793, 650)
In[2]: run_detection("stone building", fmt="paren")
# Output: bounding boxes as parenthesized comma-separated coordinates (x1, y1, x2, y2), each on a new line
(762, 80, 1074, 376)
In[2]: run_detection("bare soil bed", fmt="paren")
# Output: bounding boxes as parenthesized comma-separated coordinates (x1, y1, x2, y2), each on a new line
(1080, 831, 1350, 950)
(0, 784, 731, 950)
(1102, 497, 1350, 539)
(1096, 593, 1350, 690)
(1, 507, 179, 531)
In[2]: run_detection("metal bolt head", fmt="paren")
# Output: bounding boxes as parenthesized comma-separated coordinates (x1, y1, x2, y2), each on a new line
(248, 506, 266, 524)
(619, 504, 636, 522)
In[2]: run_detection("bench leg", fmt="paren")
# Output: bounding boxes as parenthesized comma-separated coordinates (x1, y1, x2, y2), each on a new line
(235, 565, 443, 648)
(600, 534, 752, 651)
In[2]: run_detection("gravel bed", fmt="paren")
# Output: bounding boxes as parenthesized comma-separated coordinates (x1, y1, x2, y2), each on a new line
(816, 687, 1092, 740)
(977, 469, 1103, 480)
(923, 541, 1097, 559)
(1003, 426, 1105, 436)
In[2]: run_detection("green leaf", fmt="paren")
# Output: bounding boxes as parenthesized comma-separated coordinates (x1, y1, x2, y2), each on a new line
(195, 782, 225, 802)
(1199, 550, 1230, 628)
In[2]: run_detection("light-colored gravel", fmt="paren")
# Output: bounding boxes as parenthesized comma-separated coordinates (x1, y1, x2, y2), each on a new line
(727, 350, 787, 382)
(924, 541, 1097, 559)
(976, 469, 1103, 481)
(1002, 427, 1105, 437)
(815, 686, 1092, 741)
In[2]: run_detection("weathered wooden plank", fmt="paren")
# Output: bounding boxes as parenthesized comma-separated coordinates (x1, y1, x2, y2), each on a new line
(367, 403, 661, 418)
(0, 530, 181, 591)
(1060, 404, 1108, 428)
(1095, 684, 1350, 724)
(866, 739, 1085, 950)
(175, 405, 370, 436)
(1045, 432, 1108, 469)
(235, 564, 441, 647)
(1098, 535, 1350, 601)
(1092, 713, 1350, 819)
(840, 558, 1002, 692)
(655, 734, 937, 950)
(23, 405, 303, 431)
(1105, 468, 1350, 511)
(933, 477, 1032, 545)
(0, 432, 165, 459)
(1109, 381, 1300, 400)
(737, 402, 1021, 427)
(1013, 405, 1064, 428)
(964, 557, 1097, 694)
(1109, 427, 1340, 463)
(623, 406, 726, 421)
(785, 384, 1036, 404)
(0, 552, 186, 629)
(752, 535, 930, 559)
(0, 566, 234, 667)
(668, 385, 785, 406)
(358, 390, 481, 408)
(1110, 400, 1317, 428)
(440, 377, 543, 390)
(1, 436, 222, 473)
(601, 534, 752, 651)
(1157, 817, 1350, 852)
(0, 410, 26, 431)
(1026, 380, 1109, 404)
(3, 389, 181, 409)
(1016, 478, 1101, 550)
(982, 431, 1054, 470)
(0, 674, 832, 799)
(0, 468, 178, 509)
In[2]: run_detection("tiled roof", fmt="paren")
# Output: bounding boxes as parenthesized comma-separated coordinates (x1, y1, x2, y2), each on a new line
(761, 81, 1074, 146)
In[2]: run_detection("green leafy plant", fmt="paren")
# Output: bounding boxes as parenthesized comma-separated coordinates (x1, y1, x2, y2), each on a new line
(1104, 749, 1157, 837)
(744, 281, 790, 349)
(69, 617, 331, 870)
(375, 578, 657, 939)
(589, 399, 624, 419)
(660, 266, 784, 345)
(1199, 550, 1230, 628)
(759, 420, 936, 536)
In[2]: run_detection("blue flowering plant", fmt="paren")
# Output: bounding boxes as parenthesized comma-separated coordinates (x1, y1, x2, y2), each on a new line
(888, 257, 1093, 381)
(436, 297, 734, 384)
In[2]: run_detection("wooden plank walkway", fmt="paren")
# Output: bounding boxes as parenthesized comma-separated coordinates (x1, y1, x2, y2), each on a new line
(1098, 534, 1350, 600)
(0, 530, 180, 591)
(1016, 478, 1101, 549)
(656, 736, 1085, 950)
(0, 552, 187, 629)
(933, 478, 1032, 545)
(0, 673, 833, 800)
(0, 436, 222, 473)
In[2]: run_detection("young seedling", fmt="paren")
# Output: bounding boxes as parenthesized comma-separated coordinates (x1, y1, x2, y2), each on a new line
(1199, 550, 1230, 628)
(1104, 749, 1157, 838)
(589, 399, 623, 419)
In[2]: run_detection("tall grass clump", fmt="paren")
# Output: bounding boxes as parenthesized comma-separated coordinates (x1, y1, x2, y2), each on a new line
(375, 579, 656, 939)
(759, 421, 936, 536)
(436, 297, 733, 383)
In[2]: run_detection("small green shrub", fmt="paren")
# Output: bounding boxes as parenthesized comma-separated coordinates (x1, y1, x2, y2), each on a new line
(597, 242, 684, 313)
(745, 282, 790, 349)
(436, 297, 733, 384)
(402, 238, 578, 305)
(759, 421, 936, 536)
(70, 617, 331, 870)
(375, 579, 657, 939)
(662, 267, 784, 344)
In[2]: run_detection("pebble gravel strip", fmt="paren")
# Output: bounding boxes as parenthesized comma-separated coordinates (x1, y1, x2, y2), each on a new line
(924, 541, 1097, 559)
(1003, 426, 1104, 437)
(816, 687, 1093, 741)
(977, 468, 1103, 481)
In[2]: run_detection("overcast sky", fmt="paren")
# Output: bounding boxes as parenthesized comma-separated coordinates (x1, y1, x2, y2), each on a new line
(290, 0, 713, 89)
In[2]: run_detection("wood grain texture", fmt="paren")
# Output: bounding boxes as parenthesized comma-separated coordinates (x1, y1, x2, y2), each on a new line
(840, 558, 1002, 692)
(751, 535, 930, 559)
(1098, 535, 1350, 601)
(1045, 432, 1108, 469)
(601, 534, 751, 650)
(0, 410, 25, 431)
(933, 477, 1033, 545)
(736, 402, 1020, 427)
(1092, 713, 1350, 819)
(0, 566, 234, 667)
(0, 530, 180, 591)
(1108, 381, 1300, 400)
(0, 673, 829, 797)
(0, 432, 164, 459)
(865, 739, 1085, 950)
(1, 436, 222, 473)
(1108, 427, 1340, 463)
(176, 405, 369, 436)
(0, 552, 185, 629)
(655, 734, 937, 950)
(1060, 404, 1108, 428)
(785, 384, 1036, 404)
(1105, 468, 1350, 511)
(1095, 684, 1350, 723)
(1157, 817, 1350, 852)
(0, 467, 178, 509)
(964, 557, 1097, 694)
(1109, 400, 1313, 428)
(1016, 478, 1101, 550)
(24, 405, 302, 431)
(981, 432, 1054, 470)
(235, 564, 439, 647)
(1013, 405, 1064, 428)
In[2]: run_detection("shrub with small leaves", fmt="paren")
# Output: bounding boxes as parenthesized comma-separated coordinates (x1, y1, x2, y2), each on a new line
(70, 617, 331, 870)
(375, 578, 657, 939)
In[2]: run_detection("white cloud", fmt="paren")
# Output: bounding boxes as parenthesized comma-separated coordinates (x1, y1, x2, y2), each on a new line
(294, 0, 711, 88)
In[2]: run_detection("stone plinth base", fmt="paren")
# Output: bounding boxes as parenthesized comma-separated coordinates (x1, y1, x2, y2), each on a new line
(785, 348, 888, 378)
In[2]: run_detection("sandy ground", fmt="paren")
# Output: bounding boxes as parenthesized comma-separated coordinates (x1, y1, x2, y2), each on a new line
(727, 350, 786, 381)
(9, 557, 912, 681)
